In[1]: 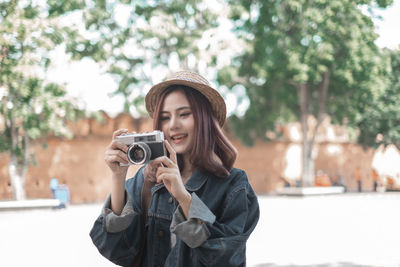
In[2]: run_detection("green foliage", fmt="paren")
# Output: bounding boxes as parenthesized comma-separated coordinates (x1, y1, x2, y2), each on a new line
(224, 0, 392, 145)
(47, 0, 87, 17)
(357, 49, 400, 149)
(69, 0, 223, 116)
(0, 1, 83, 168)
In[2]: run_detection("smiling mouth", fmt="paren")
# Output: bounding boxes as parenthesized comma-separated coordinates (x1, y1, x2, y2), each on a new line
(171, 134, 188, 142)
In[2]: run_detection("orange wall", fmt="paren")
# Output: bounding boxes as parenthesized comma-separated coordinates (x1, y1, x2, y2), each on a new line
(0, 114, 376, 203)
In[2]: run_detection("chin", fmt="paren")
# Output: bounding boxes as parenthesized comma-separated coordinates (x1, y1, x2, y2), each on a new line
(171, 144, 189, 155)
(172, 147, 187, 155)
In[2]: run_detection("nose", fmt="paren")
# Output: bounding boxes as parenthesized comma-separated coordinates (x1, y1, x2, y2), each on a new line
(169, 114, 180, 130)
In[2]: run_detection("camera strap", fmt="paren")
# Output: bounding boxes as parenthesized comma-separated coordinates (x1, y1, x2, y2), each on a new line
(131, 178, 155, 267)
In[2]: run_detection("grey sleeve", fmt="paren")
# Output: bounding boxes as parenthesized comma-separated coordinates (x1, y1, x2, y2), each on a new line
(170, 193, 216, 248)
(102, 192, 135, 233)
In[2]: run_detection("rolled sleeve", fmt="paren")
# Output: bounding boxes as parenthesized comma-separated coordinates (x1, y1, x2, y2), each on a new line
(102, 192, 135, 233)
(170, 193, 216, 248)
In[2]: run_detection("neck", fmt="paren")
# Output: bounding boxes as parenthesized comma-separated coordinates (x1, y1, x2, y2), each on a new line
(181, 155, 194, 182)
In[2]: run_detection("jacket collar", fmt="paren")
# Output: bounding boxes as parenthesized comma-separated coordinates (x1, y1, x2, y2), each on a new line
(184, 169, 208, 192)
(151, 169, 208, 194)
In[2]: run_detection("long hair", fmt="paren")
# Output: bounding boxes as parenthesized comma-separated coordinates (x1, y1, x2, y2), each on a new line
(152, 85, 237, 177)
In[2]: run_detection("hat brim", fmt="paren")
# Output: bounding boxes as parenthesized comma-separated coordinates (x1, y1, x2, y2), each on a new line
(145, 79, 226, 127)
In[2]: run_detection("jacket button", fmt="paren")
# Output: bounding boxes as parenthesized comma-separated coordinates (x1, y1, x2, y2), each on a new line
(158, 230, 164, 237)
(168, 197, 173, 203)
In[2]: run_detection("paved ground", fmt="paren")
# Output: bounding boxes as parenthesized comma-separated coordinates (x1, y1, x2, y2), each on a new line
(1, 193, 400, 267)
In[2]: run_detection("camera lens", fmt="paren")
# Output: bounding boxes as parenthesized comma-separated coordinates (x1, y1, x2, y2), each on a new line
(127, 143, 151, 164)
(132, 148, 144, 161)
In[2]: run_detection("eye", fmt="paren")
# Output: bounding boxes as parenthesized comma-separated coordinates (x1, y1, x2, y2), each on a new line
(180, 112, 191, 117)
(160, 116, 170, 121)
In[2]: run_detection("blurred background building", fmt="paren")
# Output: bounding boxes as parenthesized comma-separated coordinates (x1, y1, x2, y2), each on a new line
(1, 112, 398, 203)
(1, 0, 400, 202)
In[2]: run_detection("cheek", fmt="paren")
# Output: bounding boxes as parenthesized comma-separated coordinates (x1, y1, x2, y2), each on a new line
(189, 123, 195, 134)
(186, 118, 195, 134)
(188, 120, 194, 136)
(160, 122, 169, 133)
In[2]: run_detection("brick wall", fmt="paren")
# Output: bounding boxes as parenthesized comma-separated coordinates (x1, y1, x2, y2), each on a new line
(0, 113, 380, 203)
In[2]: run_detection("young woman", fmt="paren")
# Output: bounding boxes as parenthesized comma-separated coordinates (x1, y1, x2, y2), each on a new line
(90, 71, 259, 267)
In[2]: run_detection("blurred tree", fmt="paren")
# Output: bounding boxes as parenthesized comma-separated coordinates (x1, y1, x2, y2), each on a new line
(67, 0, 237, 116)
(221, 0, 392, 186)
(358, 48, 400, 150)
(0, 0, 84, 200)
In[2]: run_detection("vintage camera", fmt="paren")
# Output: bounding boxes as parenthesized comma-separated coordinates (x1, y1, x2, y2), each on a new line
(116, 130, 167, 165)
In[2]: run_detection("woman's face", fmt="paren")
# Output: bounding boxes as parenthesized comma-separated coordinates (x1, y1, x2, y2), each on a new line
(160, 89, 195, 157)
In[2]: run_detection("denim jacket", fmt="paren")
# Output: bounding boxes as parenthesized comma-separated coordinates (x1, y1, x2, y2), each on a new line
(89, 166, 259, 267)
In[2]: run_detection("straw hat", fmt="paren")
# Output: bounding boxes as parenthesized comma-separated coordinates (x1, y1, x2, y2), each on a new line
(145, 70, 226, 127)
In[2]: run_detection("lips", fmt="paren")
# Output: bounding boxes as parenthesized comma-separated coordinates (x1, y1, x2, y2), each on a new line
(170, 134, 188, 143)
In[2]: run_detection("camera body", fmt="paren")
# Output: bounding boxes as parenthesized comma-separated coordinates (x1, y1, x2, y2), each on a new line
(116, 130, 167, 165)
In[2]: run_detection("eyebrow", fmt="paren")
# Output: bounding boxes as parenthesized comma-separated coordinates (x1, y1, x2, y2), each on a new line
(160, 106, 191, 114)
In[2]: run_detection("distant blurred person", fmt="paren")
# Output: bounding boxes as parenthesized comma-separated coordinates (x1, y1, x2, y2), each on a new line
(353, 167, 362, 192)
(315, 170, 331, 187)
(89, 71, 260, 267)
(371, 168, 380, 192)
(386, 175, 395, 190)
(337, 171, 347, 192)
(280, 176, 292, 187)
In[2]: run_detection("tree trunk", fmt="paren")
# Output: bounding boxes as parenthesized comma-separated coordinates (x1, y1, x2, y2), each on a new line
(8, 112, 29, 200)
(299, 72, 331, 187)
(299, 84, 315, 186)
(9, 154, 26, 200)
(302, 153, 315, 187)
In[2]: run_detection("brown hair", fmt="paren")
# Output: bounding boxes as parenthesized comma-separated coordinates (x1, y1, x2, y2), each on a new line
(152, 85, 237, 177)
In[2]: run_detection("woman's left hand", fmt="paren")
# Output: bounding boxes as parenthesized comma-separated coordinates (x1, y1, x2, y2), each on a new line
(153, 140, 191, 215)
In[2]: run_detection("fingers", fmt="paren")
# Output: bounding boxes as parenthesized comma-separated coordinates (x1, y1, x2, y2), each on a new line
(145, 161, 163, 175)
(153, 156, 175, 168)
(105, 155, 128, 165)
(148, 160, 161, 169)
(109, 139, 128, 153)
(164, 140, 177, 164)
(156, 166, 177, 178)
(105, 149, 129, 164)
(105, 129, 130, 173)
(156, 172, 176, 184)
(143, 161, 163, 182)
(112, 128, 128, 140)
(156, 173, 166, 184)
(110, 129, 129, 153)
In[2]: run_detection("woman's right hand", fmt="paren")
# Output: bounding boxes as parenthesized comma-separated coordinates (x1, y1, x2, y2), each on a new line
(104, 129, 130, 178)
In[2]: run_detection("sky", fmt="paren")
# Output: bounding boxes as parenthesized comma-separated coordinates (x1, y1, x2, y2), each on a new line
(48, 1, 400, 117)
(371, 1, 400, 49)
